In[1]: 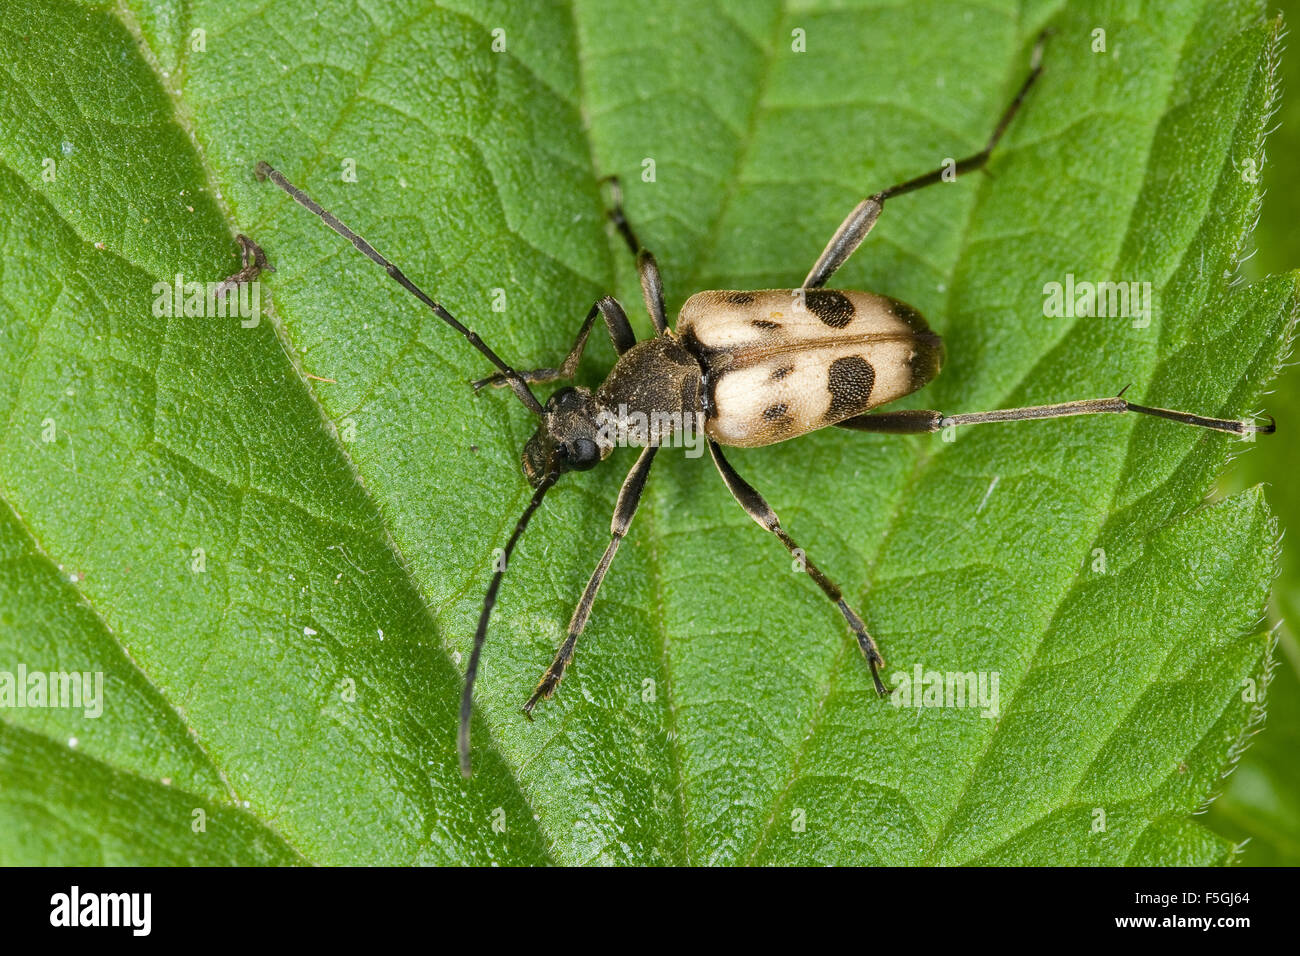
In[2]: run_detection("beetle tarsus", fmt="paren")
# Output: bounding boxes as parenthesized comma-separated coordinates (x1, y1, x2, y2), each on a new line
(525, 626, 585, 716)
(868, 658, 889, 697)
(524, 672, 561, 716)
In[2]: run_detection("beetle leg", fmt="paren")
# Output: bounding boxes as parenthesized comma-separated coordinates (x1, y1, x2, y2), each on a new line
(601, 176, 668, 335)
(707, 440, 888, 695)
(836, 396, 1274, 436)
(802, 31, 1046, 290)
(473, 295, 637, 390)
(524, 445, 659, 714)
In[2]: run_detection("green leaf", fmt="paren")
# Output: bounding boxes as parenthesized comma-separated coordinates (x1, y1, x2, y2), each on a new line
(0, 0, 1294, 865)
(1209, 0, 1300, 867)
(1204, 637, 1300, 865)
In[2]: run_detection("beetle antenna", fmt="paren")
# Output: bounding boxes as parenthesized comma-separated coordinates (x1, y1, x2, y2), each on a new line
(459, 473, 558, 777)
(255, 161, 544, 415)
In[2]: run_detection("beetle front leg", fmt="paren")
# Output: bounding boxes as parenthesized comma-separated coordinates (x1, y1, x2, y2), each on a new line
(707, 440, 888, 695)
(524, 445, 659, 714)
(472, 295, 637, 390)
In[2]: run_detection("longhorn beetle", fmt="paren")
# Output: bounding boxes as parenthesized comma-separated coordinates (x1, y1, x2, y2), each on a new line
(253, 34, 1274, 777)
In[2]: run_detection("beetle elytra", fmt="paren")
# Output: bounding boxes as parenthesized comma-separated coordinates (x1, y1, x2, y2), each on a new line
(252, 33, 1274, 777)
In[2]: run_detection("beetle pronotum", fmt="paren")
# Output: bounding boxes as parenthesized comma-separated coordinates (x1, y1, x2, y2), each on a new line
(253, 34, 1274, 777)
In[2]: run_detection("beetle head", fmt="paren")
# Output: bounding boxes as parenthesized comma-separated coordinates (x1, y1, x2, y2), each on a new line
(522, 386, 613, 487)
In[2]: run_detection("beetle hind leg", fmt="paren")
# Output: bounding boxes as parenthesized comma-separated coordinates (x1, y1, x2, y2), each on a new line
(803, 31, 1047, 290)
(835, 395, 1274, 436)
(707, 440, 889, 696)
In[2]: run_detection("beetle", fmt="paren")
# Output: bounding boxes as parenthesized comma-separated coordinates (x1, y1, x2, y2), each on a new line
(252, 34, 1274, 777)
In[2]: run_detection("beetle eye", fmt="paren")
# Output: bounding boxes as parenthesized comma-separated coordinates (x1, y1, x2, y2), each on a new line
(561, 437, 600, 471)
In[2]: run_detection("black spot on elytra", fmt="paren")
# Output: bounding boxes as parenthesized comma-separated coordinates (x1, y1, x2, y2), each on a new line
(762, 402, 790, 422)
(751, 319, 781, 331)
(806, 289, 855, 328)
(908, 337, 945, 391)
(825, 356, 874, 422)
(887, 297, 932, 335)
(724, 291, 757, 305)
(771, 364, 793, 381)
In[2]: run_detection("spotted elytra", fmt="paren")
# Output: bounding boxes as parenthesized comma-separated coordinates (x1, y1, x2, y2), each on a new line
(249, 33, 1275, 777)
